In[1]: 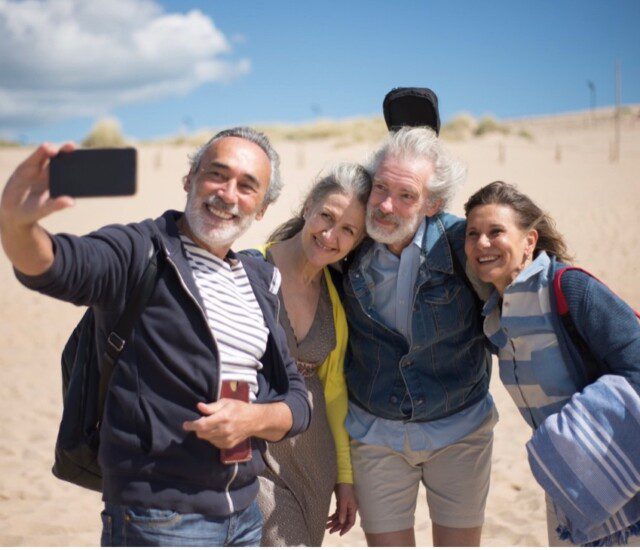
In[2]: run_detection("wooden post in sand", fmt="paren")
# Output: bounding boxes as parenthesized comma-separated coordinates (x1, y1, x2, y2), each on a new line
(587, 80, 596, 126)
(611, 60, 621, 163)
(296, 144, 306, 168)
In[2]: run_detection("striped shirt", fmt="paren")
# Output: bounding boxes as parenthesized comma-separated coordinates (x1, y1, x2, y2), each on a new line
(180, 235, 269, 401)
(483, 251, 579, 429)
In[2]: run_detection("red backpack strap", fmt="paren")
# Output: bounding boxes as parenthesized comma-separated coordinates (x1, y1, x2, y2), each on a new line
(554, 266, 640, 318)
(554, 267, 608, 384)
(554, 266, 639, 384)
(553, 267, 571, 315)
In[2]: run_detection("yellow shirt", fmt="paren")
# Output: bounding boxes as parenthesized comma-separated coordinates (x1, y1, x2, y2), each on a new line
(259, 244, 352, 484)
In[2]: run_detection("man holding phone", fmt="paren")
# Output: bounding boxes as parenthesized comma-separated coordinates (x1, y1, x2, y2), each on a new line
(0, 128, 311, 546)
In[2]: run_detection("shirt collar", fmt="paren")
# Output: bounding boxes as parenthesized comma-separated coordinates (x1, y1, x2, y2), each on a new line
(412, 218, 427, 250)
(372, 218, 426, 261)
(507, 250, 550, 289)
(482, 288, 501, 317)
(421, 214, 455, 274)
(482, 251, 550, 317)
(179, 232, 238, 266)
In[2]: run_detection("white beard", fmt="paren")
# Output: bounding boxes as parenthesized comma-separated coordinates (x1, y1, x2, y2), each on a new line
(365, 206, 422, 246)
(184, 187, 256, 250)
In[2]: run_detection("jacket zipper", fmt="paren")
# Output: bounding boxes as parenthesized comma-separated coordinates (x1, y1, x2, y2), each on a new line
(164, 253, 222, 370)
(164, 251, 238, 514)
(224, 463, 239, 514)
(275, 289, 281, 324)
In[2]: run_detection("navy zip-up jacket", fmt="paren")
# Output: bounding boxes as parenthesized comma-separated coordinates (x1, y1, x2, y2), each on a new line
(16, 210, 311, 516)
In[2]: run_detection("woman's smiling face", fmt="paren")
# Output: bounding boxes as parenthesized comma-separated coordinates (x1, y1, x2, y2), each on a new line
(300, 191, 365, 268)
(465, 203, 538, 294)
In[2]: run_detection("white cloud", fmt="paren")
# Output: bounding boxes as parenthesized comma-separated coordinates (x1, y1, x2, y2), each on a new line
(0, 0, 250, 132)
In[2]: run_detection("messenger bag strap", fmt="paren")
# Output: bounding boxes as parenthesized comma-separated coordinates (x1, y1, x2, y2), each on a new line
(97, 239, 162, 423)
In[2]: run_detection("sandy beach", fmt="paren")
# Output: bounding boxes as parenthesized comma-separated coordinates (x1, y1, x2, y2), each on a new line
(1, 109, 639, 546)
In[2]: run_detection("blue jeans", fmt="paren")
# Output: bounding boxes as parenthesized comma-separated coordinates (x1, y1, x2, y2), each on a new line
(100, 500, 263, 547)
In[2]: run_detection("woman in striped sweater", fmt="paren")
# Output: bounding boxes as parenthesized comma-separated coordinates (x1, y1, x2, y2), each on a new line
(463, 181, 640, 546)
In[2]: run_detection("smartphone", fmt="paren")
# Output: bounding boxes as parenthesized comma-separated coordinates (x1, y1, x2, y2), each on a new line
(49, 148, 137, 198)
(218, 380, 252, 464)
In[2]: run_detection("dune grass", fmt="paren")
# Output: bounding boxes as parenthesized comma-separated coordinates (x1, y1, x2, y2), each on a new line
(0, 138, 21, 147)
(155, 117, 389, 148)
(158, 113, 532, 147)
(441, 113, 478, 140)
(82, 118, 127, 148)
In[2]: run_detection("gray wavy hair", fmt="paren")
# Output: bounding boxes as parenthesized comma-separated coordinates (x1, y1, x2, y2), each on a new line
(368, 126, 467, 211)
(189, 127, 283, 206)
(268, 162, 371, 243)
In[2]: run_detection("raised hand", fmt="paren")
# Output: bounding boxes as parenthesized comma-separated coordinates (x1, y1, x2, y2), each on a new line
(0, 142, 76, 229)
(0, 142, 76, 275)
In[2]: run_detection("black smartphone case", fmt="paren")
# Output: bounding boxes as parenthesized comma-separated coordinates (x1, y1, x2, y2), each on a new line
(50, 148, 137, 198)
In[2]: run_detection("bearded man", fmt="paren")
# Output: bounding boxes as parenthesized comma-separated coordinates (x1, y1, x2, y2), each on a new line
(337, 127, 496, 547)
(0, 127, 311, 547)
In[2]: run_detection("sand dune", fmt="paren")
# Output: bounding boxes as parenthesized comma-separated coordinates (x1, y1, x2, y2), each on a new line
(1, 109, 638, 545)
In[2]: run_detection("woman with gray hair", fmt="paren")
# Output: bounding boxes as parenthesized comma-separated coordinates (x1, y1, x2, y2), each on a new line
(255, 162, 370, 546)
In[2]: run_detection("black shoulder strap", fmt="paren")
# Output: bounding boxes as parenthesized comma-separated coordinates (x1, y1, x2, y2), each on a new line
(97, 239, 162, 419)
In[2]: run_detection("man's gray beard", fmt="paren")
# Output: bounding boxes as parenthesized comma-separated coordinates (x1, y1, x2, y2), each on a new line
(365, 207, 422, 246)
(184, 189, 256, 250)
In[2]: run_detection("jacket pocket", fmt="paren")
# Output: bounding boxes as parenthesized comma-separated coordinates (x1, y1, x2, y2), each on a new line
(420, 277, 462, 337)
(136, 396, 153, 454)
(125, 506, 182, 527)
(421, 274, 460, 305)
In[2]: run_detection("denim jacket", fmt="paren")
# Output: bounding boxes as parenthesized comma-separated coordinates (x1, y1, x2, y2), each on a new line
(340, 212, 491, 422)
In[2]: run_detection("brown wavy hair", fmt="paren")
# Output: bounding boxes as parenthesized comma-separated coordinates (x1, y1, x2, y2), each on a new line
(464, 181, 573, 264)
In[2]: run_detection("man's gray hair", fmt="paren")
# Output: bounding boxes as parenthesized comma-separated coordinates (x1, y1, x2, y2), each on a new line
(368, 127, 467, 211)
(189, 127, 283, 206)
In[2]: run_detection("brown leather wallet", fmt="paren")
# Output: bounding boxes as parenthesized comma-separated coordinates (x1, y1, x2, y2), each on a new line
(218, 380, 252, 464)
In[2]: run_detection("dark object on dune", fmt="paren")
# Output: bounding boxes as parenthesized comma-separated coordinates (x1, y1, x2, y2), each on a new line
(383, 87, 441, 135)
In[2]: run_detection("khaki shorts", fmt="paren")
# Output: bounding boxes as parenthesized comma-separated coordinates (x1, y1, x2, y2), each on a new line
(351, 407, 497, 534)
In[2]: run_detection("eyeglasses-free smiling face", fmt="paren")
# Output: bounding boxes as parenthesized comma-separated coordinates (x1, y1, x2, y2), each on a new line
(300, 191, 366, 268)
(366, 154, 440, 256)
(183, 137, 271, 256)
(465, 203, 538, 295)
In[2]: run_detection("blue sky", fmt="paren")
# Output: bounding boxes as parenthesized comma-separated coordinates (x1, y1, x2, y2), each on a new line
(1, 0, 638, 143)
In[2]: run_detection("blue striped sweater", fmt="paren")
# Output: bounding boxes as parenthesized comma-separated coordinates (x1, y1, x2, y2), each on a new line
(483, 252, 578, 428)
